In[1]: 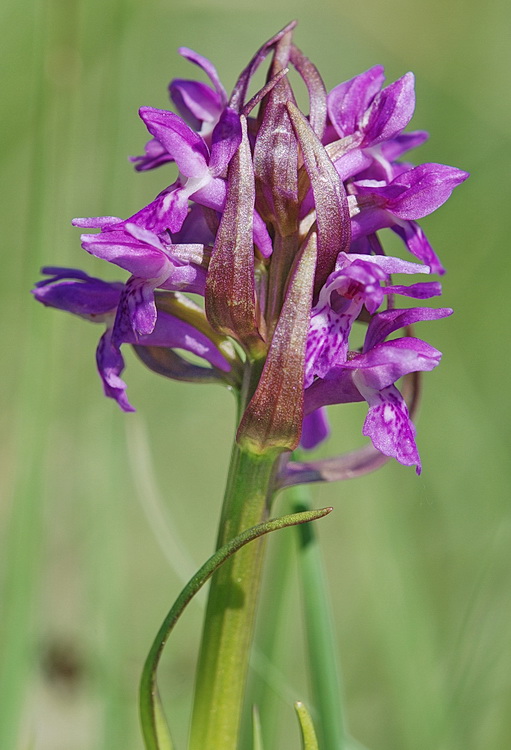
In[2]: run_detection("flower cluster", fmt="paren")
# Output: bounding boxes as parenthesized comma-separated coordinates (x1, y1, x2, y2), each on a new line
(33, 22, 467, 474)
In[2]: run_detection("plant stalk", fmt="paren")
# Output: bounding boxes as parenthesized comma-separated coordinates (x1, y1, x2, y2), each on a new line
(188, 439, 280, 750)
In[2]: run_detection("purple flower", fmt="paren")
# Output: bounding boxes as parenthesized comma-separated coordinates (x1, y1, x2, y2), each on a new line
(73, 221, 206, 338)
(32, 268, 231, 411)
(131, 48, 227, 171)
(34, 24, 467, 473)
(349, 163, 469, 272)
(304, 253, 437, 387)
(304, 306, 452, 472)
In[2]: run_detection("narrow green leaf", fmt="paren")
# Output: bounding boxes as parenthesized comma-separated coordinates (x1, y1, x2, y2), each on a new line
(292, 483, 347, 750)
(252, 706, 265, 750)
(295, 701, 320, 750)
(139, 504, 332, 750)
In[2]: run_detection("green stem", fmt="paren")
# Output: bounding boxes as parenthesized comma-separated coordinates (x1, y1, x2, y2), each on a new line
(138, 492, 331, 750)
(292, 483, 347, 750)
(188, 443, 280, 750)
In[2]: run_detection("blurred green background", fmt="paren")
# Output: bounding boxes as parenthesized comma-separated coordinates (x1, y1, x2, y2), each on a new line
(1, 0, 509, 748)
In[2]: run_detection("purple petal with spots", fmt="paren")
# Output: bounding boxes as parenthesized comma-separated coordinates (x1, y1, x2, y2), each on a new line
(355, 382, 421, 472)
(304, 298, 361, 386)
(113, 276, 158, 340)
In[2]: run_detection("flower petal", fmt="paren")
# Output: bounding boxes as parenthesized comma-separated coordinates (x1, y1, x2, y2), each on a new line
(96, 328, 135, 412)
(138, 107, 209, 178)
(383, 163, 470, 219)
(364, 306, 453, 351)
(327, 66, 385, 138)
(80, 225, 173, 279)
(177, 47, 227, 105)
(32, 268, 122, 318)
(169, 79, 223, 131)
(300, 407, 330, 450)
(208, 108, 243, 176)
(347, 337, 442, 390)
(362, 72, 416, 146)
(355, 382, 421, 472)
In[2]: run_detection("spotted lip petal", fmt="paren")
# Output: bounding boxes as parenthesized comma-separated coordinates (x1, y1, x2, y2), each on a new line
(304, 253, 436, 388)
(356, 382, 421, 472)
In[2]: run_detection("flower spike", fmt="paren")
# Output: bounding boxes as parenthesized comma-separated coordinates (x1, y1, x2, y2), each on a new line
(35, 25, 466, 471)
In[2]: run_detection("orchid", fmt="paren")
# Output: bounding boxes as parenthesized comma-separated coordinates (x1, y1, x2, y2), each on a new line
(33, 22, 467, 750)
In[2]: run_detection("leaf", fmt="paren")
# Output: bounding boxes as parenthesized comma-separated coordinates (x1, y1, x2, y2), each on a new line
(295, 702, 320, 750)
(252, 705, 265, 750)
(139, 505, 332, 750)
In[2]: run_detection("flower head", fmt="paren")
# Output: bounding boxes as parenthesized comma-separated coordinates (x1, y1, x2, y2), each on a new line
(33, 23, 467, 475)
